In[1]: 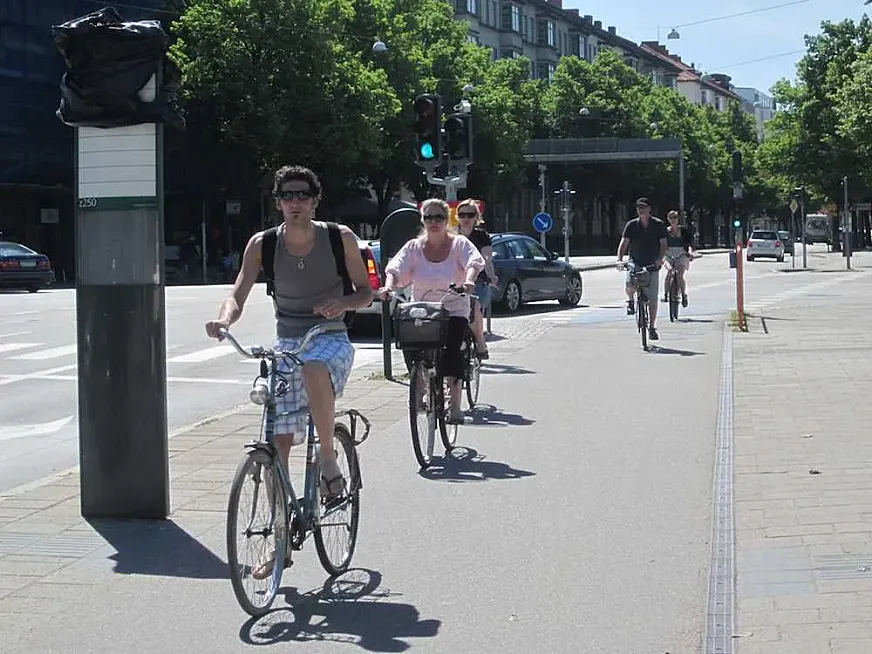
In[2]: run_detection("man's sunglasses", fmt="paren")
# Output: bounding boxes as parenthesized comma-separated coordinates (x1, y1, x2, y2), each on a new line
(457, 211, 477, 218)
(423, 213, 446, 222)
(275, 189, 314, 201)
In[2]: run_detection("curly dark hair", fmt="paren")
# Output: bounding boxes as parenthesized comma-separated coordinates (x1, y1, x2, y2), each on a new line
(272, 165, 322, 200)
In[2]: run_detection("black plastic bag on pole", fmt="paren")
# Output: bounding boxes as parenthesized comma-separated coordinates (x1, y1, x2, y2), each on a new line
(52, 6, 184, 129)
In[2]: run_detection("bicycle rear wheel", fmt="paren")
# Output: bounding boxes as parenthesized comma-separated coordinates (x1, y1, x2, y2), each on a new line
(440, 375, 457, 450)
(409, 359, 436, 469)
(226, 448, 288, 617)
(314, 423, 360, 576)
(464, 338, 481, 410)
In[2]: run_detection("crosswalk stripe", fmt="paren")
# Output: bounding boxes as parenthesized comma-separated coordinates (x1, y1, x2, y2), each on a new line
(0, 343, 42, 354)
(166, 346, 234, 363)
(8, 344, 78, 361)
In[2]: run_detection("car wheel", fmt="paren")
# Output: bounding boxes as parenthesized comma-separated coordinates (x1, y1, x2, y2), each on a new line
(501, 280, 522, 314)
(27, 286, 40, 293)
(777, 255, 784, 262)
(747, 256, 754, 262)
(559, 274, 582, 307)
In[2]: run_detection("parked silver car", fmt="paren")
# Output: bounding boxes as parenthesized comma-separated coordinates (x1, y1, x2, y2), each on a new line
(746, 230, 785, 262)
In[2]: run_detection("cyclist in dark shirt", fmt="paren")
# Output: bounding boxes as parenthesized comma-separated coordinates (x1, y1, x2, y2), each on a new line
(454, 199, 496, 359)
(616, 197, 668, 341)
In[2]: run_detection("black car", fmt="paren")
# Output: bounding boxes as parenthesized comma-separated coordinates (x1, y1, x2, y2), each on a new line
(0, 241, 54, 292)
(489, 233, 583, 313)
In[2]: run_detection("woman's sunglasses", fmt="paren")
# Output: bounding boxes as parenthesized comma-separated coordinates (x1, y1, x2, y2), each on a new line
(457, 211, 477, 219)
(423, 213, 446, 222)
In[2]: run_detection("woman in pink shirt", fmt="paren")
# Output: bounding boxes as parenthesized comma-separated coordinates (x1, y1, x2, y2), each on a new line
(378, 198, 485, 423)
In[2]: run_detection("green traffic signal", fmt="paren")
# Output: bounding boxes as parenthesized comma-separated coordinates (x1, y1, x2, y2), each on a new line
(413, 94, 441, 163)
(732, 219, 741, 228)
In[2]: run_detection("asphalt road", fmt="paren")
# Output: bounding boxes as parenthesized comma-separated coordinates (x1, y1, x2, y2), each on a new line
(0, 244, 833, 494)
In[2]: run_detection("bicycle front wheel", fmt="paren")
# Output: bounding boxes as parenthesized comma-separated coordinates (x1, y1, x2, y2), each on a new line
(409, 360, 436, 469)
(314, 423, 360, 576)
(637, 293, 648, 350)
(669, 273, 680, 322)
(226, 448, 288, 617)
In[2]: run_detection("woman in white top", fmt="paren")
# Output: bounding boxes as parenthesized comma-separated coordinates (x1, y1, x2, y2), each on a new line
(377, 198, 485, 423)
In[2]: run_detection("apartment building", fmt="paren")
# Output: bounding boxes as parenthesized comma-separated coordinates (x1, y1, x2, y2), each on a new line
(453, 0, 681, 88)
(734, 87, 776, 141)
(640, 43, 742, 112)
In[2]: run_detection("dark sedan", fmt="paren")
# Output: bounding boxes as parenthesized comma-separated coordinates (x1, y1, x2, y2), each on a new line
(0, 241, 54, 292)
(489, 232, 583, 313)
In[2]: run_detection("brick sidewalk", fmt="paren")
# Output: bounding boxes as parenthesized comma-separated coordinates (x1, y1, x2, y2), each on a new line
(733, 268, 872, 654)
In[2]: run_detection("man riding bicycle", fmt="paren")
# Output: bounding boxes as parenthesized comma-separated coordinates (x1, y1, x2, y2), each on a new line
(205, 165, 372, 505)
(616, 197, 668, 341)
(662, 209, 696, 307)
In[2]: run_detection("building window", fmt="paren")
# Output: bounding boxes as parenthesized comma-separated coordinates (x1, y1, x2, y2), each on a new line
(501, 3, 521, 32)
(468, 31, 480, 45)
(501, 47, 521, 59)
(467, 0, 477, 14)
(538, 61, 555, 82)
(546, 20, 556, 47)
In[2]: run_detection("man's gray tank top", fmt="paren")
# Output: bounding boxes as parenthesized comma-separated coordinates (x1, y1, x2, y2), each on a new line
(271, 222, 346, 339)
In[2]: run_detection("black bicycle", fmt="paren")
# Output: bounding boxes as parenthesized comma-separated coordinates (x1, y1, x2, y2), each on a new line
(622, 261, 659, 351)
(664, 254, 684, 323)
(392, 286, 478, 470)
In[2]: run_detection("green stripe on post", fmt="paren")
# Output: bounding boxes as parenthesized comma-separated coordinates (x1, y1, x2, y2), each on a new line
(77, 196, 158, 212)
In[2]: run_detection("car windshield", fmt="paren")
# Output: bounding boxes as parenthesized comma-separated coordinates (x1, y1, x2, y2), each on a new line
(777, 231, 789, 239)
(751, 231, 778, 240)
(0, 242, 35, 256)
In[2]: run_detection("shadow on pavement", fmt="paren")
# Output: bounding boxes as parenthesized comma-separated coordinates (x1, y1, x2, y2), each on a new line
(89, 518, 228, 579)
(239, 569, 440, 651)
(420, 446, 536, 484)
(481, 363, 535, 375)
(647, 345, 704, 357)
(679, 317, 716, 324)
(466, 403, 535, 426)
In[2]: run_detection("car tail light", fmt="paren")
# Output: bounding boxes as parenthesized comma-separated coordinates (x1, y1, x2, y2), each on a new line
(38, 259, 51, 269)
(0, 259, 19, 269)
(775, 241, 781, 247)
(747, 241, 752, 247)
(364, 248, 380, 290)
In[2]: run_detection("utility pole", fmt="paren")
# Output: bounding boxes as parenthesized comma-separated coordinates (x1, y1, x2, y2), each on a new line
(795, 186, 807, 269)
(554, 180, 575, 263)
(844, 176, 852, 270)
(538, 164, 547, 247)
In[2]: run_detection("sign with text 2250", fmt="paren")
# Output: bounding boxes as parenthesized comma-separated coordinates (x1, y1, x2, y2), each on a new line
(78, 197, 98, 209)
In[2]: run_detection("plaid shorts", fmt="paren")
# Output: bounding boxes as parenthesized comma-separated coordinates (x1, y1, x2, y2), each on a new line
(273, 332, 355, 442)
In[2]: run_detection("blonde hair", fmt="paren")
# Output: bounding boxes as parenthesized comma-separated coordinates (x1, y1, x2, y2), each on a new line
(418, 198, 451, 238)
(667, 210, 681, 222)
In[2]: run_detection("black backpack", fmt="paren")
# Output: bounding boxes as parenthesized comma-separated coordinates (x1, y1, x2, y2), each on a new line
(261, 221, 355, 329)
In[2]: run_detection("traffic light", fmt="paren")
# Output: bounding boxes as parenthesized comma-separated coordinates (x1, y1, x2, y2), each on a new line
(732, 218, 741, 229)
(444, 112, 473, 161)
(731, 150, 743, 183)
(413, 94, 442, 163)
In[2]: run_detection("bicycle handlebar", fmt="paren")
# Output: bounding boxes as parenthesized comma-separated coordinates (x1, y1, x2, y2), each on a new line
(218, 322, 342, 361)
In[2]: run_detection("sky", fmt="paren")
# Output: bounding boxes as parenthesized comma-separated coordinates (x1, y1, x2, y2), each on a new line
(565, 0, 870, 94)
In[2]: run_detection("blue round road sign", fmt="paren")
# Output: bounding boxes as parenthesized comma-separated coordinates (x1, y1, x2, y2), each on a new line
(533, 212, 553, 233)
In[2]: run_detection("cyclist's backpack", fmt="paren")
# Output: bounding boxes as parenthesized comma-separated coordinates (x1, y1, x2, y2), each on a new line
(261, 221, 356, 329)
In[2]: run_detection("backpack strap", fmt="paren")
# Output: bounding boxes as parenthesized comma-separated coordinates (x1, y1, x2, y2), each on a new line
(324, 221, 354, 294)
(261, 226, 279, 297)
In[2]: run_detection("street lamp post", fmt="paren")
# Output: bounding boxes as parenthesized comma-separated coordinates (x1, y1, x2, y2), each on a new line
(795, 186, 807, 269)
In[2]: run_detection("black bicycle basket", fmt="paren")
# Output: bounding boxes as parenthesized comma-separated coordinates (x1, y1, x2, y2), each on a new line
(394, 301, 450, 350)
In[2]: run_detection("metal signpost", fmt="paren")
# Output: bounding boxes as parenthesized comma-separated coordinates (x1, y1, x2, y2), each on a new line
(789, 198, 799, 269)
(843, 176, 852, 271)
(555, 181, 576, 263)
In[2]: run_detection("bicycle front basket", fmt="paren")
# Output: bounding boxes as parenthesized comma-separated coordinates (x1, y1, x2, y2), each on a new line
(394, 301, 450, 350)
